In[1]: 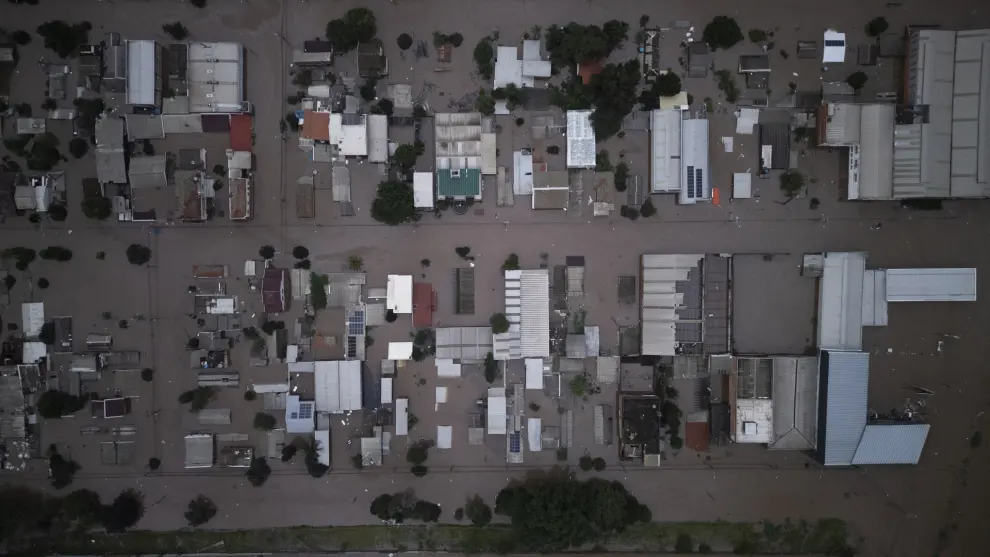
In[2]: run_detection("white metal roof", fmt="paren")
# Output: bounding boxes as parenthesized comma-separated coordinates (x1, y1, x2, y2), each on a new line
(21, 302, 44, 338)
(651, 109, 682, 193)
(732, 172, 752, 199)
(735, 108, 759, 135)
(413, 172, 434, 208)
(504, 270, 550, 358)
(823, 30, 846, 63)
(395, 398, 409, 436)
(187, 42, 244, 113)
(861, 270, 889, 327)
(522, 60, 551, 78)
(948, 30, 990, 197)
(487, 388, 507, 435)
(285, 395, 316, 433)
(640, 254, 703, 356)
(522, 40, 541, 61)
(566, 110, 596, 168)
(513, 150, 534, 195)
(388, 342, 414, 360)
(387, 274, 413, 313)
(817, 252, 866, 351)
(680, 118, 710, 204)
(481, 133, 497, 175)
(184, 434, 214, 468)
(527, 418, 542, 451)
(251, 382, 289, 393)
(852, 423, 930, 465)
(314, 360, 363, 413)
(23, 342, 46, 364)
(367, 114, 388, 163)
(437, 425, 453, 449)
(884, 268, 977, 302)
(436, 358, 462, 377)
(126, 40, 157, 106)
(315, 429, 331, 465)
(330, 113, 369, 157)
(525, 358, 543, 389)
(494, 46, 525, 89)
(735, 398, 773, 443)
(381, 377, 393, 404)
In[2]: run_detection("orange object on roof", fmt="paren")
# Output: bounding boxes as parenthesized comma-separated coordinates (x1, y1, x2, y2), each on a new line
(578, 58, 605, 84)
(412, 283, 436, 328)
(229, 114, 253, 151)
(302, 110, 331, 141)
(685, 421, 711, 451)
(711, 187, 721, 206)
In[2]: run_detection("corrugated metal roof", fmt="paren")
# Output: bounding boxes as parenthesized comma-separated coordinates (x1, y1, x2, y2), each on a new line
(680, 119, 710, 203)
(513, 270, 550, 358)
(852, 423, 930, 464)
(820, 350, 869, 466)
(817, 252, 866, 351)
(230, 114, 253, 151)
(413, 172, 433, 208)
(184, 434, 214, 468)
(949, 30, 990, 197)
(437, 168, 482, 197)
(314, 360, 363, 413)
(640, 254, 704, 356)
(566, 110, 595, 168)
(900, 30, 953, 198)
(367, 114, 388, 163)
(759, 123, 791, 170)
(126, 114, 165, 140)
(651, 109, 682, 193)
(769, 357, 819, 450)
(861, 270, 889, 327)
(885, 268, 977, 302)
(435, 327, 492, 361)
(855, 105, 895, 199)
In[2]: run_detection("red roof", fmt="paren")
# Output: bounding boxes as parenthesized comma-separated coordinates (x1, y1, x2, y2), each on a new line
(684, 421, 710, 452)
(262, 268, 289, 314)
(230, 114, 253, 151)
(412, 283, 436, 328)
(577, 58, 605, 85)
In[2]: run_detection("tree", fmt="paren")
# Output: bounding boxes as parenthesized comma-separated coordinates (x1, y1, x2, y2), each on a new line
(377, 98, 394, 116)
(259, 245, 276, 259)
(285, 112, 300, 132)
(603, 20, 629, 52)
(639, 197, 656, 217)
(60, 489, 104, 528)
(3, 275, 15, 290)
(579, 455, 594, 471)
(3, 247, 37, 271)
(39, 322, 56, 344)
(748, 29, 768, 43)
(347, 255, 364, 271)
(294, 259, 311, 270)
(311, 273, 328, 310)
(292, 245, 309, 259)
(495, 475, 651, 551)
(291, 69, 313, 87)
(652, 72, 682, 98)
(303, 436, 329, 478)
(37, 390, 86, 418)
(866, 16, 889, 37)
(490, 312, 509, 334)
(40, 246, 73, 261)
(68, 137, 88, 159)
(281, 444, 298, 462)
(455, 246, 472, 259)
(371, 180, 415, 225)
(261, 320, 284, 335)
(41, 98, 57, 111)
(185, 495, 217, 527)
(246, 457, 271, 486)
(191, 0, 207, 7)
(48, 204, 67, 221)
(325, 8, 377, 53)
(670, 436, 684, 450)
(148, 457, 161, 470)
(502, 253, 520, 271)
(162, 22, 189, 41)
(36, 20, 91, 58)
(484, 352, 497, 383)
(475, 89, 495, 116)
(392, 143, 420, 172)
(360, 79, 377, 101)
(544, 23, 610, 67)
(37, 278, 50, 289)
(586, 60, 642, 140)
(465, 495, 492, 526)
(592, 457, 606, 471)
(411, 465, 428, 477)
(702, 16, 743, 50)
(675, 532, 694, 553)
(406, 444, 429, 465)
(103, 489, 144, 533)
(49, 450, 81, 489)
(140, 368, 154, 382)
(12, 30, 32, 46)
(449, 32, 464, 47)
(846, 71, 868, 91)
(125, 244, 152, 265)
(614, 162, 628, 192)
(253, 412, 277, 431)
(397, 33, 413, 50)
(81, 196, 111, 220)
(779, 170, 805, 198)
(180, 386, 217, 412)
(474, 38, 495, 80)
(570, 373, 589, 396)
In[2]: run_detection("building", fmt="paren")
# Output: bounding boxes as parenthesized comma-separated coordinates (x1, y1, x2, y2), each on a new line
(330, 113, 368, 157)
(728, 356, 819, 450)
(357, 40, 388, 78)
(126, 40, 164, 107)
(386, 274, 413, 315)
(412, 282, 436, 328)
(188, 42, 247, 113)
(262, 267, 290, 314)
(531, 170, 569, 210)
(758, 123, 791, 174)
(435, 113, 485, 199)
(566, 110, 595, 168)
(680, 118, 710, 204)
(314, 360, 363, 413)
(229, 114, 253, 151)
(650, 109, 682, 194)
(495, 269, 550, 359)
(128, 154, 168, 189)
(367, 114, 388, 163)
(817, 104, 895, 199)
(493, 41, 551, 89)
(285, 394, 315, 433)
(95, 116, 127, 185)
(413, 172, 434, 209)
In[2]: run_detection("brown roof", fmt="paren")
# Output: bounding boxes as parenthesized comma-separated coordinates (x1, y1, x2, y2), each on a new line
(577, 58, 604, 85)
(229, 114, 253, 151)
(302, 110, 331, 141)
(684, 421, 710, 452)
(412, 283, 436, 328)
(262, 268, 289, 313)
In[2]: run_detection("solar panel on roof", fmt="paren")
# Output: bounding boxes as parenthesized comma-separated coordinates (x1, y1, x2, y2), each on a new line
(825, 40, 844, 47)
(347, 311, 365, 335)
(509, 433, 521, 452)
(346, 337, 357, 357)
(695, 168, 703, 198)
(686, 165, 696, 198)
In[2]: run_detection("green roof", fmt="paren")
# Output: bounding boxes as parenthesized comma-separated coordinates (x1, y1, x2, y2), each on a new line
(436, 168, 482, 198)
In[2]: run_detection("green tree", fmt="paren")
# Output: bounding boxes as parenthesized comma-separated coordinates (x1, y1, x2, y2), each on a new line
(464, 495, 492, 526)
(377, 98, 394, 116)
(49, 450, 81, 489)
(602, 20, 629, 52)
(371, 181, 415, 225)
(702, 16, 743, 50)
(39, 246, 73, 261)
(579, 455, 594, 471)
(12, 30, 32, 46)
(59, 489, 103, 529)
(48, 204, 67, 221)
(253, 412, 277, 431)
(544, 23, 610, 68)
(68, 137, 88, 159)
(291, 245, 309, 259)
(246, 457, 271, 486)
(490, 312, 509, 334)
(501, 253, 520, 271)
(184, 495, 217, 527)
(36, 20, 91, 58)
(592, 457, 606, 471)
(473, 38, 495, 80)
(484, 352, 498, 383)
(125, 244, 152, 265)
(846, 71, 868, 91)
(397, 33, 413, 50)
(179, 386, 217, 412)
(639, 197, 656, 217)
(326, 8, 377, 53)
(406, 443, 429, 465)
(302, 436, 330, 478)
(866, 16, 889, 37)
(475, 88, 495, 116)
(162, 22, 189, 41)
(311, 273, 329, 310)
(102, 489, 144, 533)
(779, 170, 805, 198)
(570, 373, 589, 396)
(360, 79, 377, 101)
(37, 390, 86, 418)
(748, 29, 768, 43)
(391, 143, 420, 172)
(259, 245, 276, 259)
(614, 162, 628, 192)
(587, 60, 641, 140)
(675, 532, 694, 553)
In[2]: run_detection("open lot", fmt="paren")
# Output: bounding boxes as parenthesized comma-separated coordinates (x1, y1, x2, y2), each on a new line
(2, 1, 990, 557)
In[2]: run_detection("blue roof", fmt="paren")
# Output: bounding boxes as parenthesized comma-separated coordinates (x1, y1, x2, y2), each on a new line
(852, 423, 930, 465)
(818, 350, 869, 466)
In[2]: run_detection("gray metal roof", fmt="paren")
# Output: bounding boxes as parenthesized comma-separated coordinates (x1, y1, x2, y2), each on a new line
(759, 123, 790, 170)
(126, 114, 165, 140)
(769, 357, 819, 450)
(95, 116, 127, 184)
(184, 434, 215, 468)
(949, 30, 990, 197)
(818, 350, 869, 466)
(640, 254, 704, 356)
(852, 423, 930, 465)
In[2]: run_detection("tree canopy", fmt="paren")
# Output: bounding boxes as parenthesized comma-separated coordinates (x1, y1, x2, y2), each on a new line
(846, 71, 868, 91)
(36, 20, 91, 58)
(779, 170, 805, 198)
(588, 60, 641, 140)
(185, 495, 218, 527)
(391, 143, 423, 173)
(326, 8, 377, 53)
(473, 38, 495, 80)
(489, 312, 509, 334)
(640, 72, 682, 109)
(125, 244, 152, 265)
(37, 390, 86, 419)
(369, 490, 441, 523)
(545, 23, 610, 68)
(702, 16, 743, 50)
(371, 181, 415, 225)
(866, 16, 889, 37)
(495, 473, 652, 551)
(68, 137, 88, 159)
(103, 489, 144, 533)
(246, 457, 271, 486)
(465, 495, 493, 526)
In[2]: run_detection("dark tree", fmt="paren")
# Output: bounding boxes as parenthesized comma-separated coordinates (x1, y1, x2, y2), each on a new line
(81, 196, 111, 220)
(184, 495, 217, 527)
(41, 98, 56, 110)
(37, 278, 49, 289)
(614, 163, 628, 192)
(651, 72, 682, 99)
(455, 246, 471, 258)
(140, 368, 154, 382)
(377, 98, 394, 116)
(475, 89, 495, 116)
(702, 16, 743, 50)
(37, 390, 86, 419)
(162, 22, 189, 41)
(484, 352, 497, 383)
(448, 32, 464, 47)
(371, 180, 415, 225)
(244, 390, 258, 401)
(125, 244, 152, 265)
(360, 79, 377, 101)
(866, 16, 889, 37)
(148, 457, 161, 470)
(36, 20, 91, 58)
(411, 465, 428, 477)
(49, 451, 81, 489)
(294, 259, 311, 270)
(285, 112, 300, 132)
(2, 275, 14, 291)
(281, 444, 298, 462)
(579, 455, 594, 471)
(102, 489, 144, 533)
(464, 495, 492, 526)
(544, 23, 610, 67)
(489, 312, 509, 334)
(406, 444, 429, 465)
(38, 321, 56, 344)
(501, 253, 520, 271)
(68, 137, 88, 159)
(48, 204, 67, 221)
(325, 8, 377, 53)
(253, 412, 277, 431)
(675, 533, 694, 553)
(592, 457, 607, 471)
(303, 437, 329, 478)
(259, 245, 276, 259)
(60, 489, 103, 528)
(190, 0, 207, 7)
(639, 197, 656, 217)
(846, 71, 868, 91)
(603, 20, 629, 52)
(385, 309, 397, 323)
(670, 436, 684, 450)
(391, 143, 420, 172)
(12, 30, 32, 46)
(246, 457, 271, 486)
(779, 170, 805, 197)
(397, 33, 413, 50)
(212, 164, 225, 176)
(291, 245, 309, 259)
(39, 246, 73, 261)
(473, 38, 495, 80)
(29, 213, 41, 224)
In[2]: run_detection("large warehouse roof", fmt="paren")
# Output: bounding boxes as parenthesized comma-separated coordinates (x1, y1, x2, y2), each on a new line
(817, 252, 866, 352)
(188, 42, 245, 113)
(314, 360, 363, 413)
(817, 350, 869, 466)
(650, 109, 682, 193)
(504, 270, 550, 358)
(640, 254, 703, 356)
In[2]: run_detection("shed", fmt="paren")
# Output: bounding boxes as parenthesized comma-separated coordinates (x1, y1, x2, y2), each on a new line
(823, 30, 847, 63)
(884, 268, 977, 302)
(686, 42, 712, 77)
(851, 423, 930, 465)
(759, 123, 791, 171)
(184, 434, 215, 468)
(481, 133, 497, 175)
(21, 302, 44, 338)
(388, 342, 414, 360)
(412, 282, 436, 328)
(315, 429, 331, 465)
(527, 418, 542, 451)
(314, 360, 363, 413)
(487, 388, 507, 434)
(395, 398, 409, 436)
(381, 377, 393, 404)
(733, 172, 752, 199)
(525, 358, 543, 389)
(437, 425, 453, 449)
(387, 275, 413, 314)
(413, 172, 434, 208)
